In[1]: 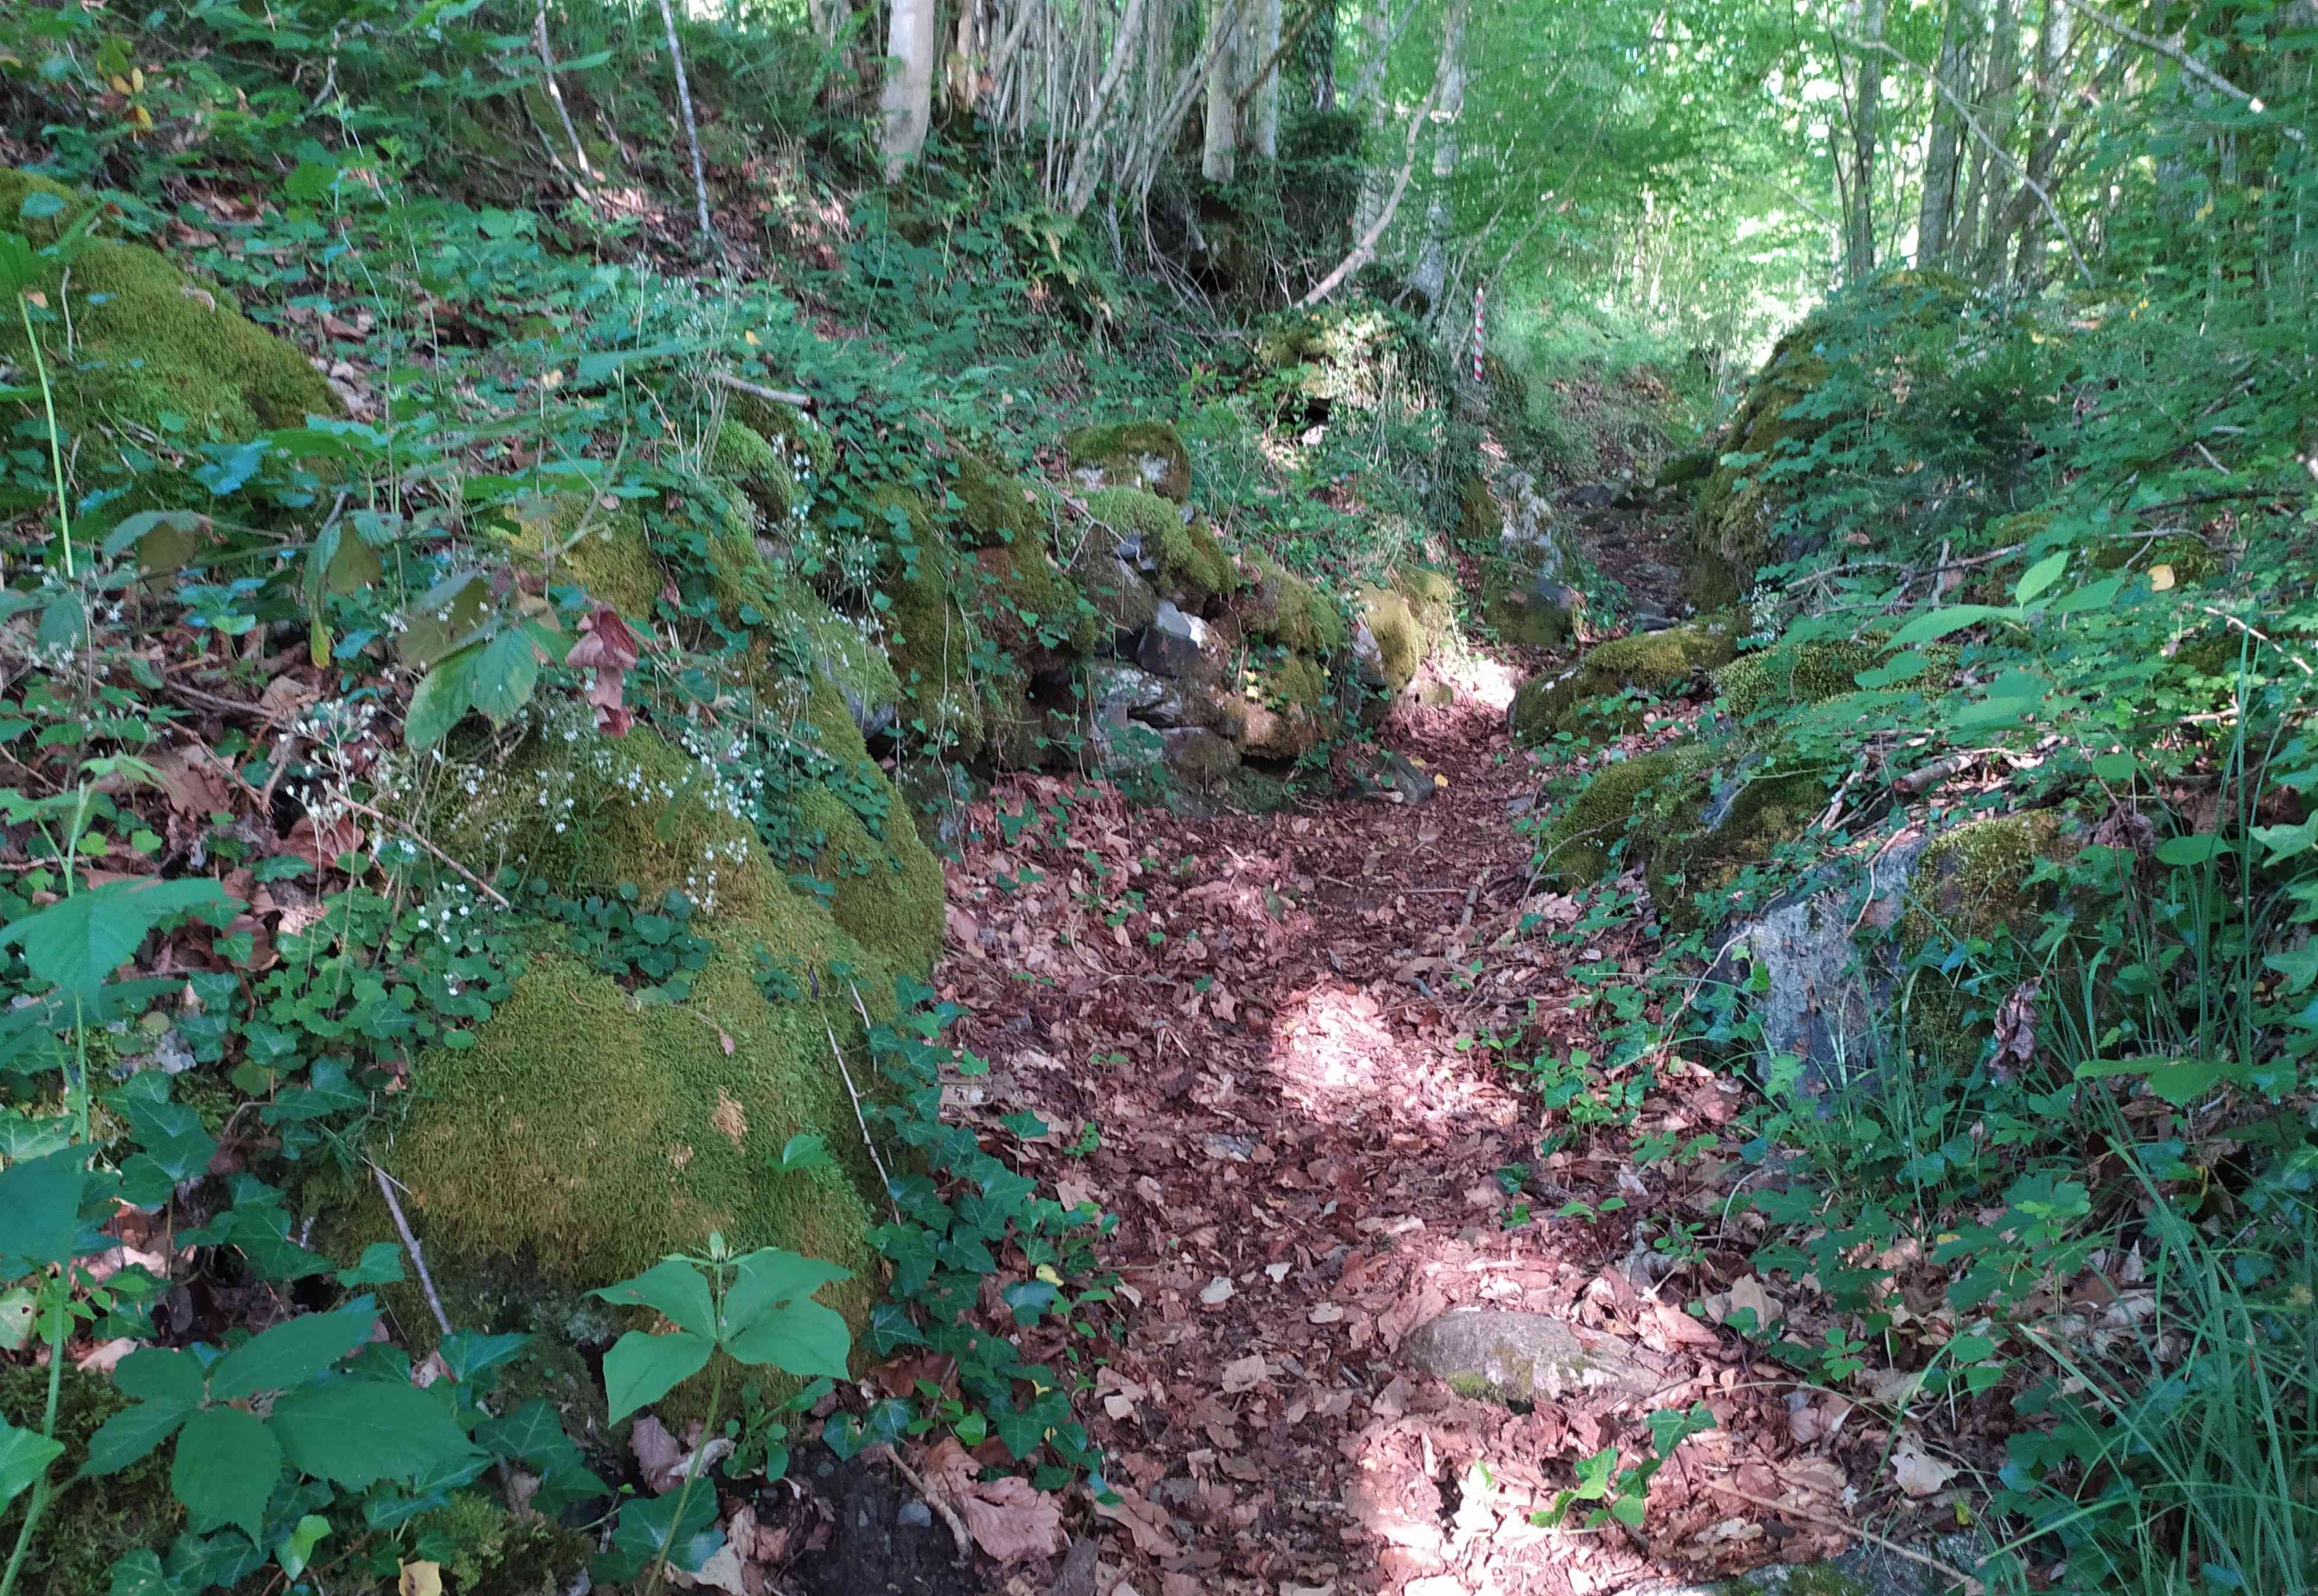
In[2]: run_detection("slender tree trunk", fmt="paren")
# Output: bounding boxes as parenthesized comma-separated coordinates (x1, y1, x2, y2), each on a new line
(654, 0, 718, 246)
(880, 0, 940, 178)
(1918, 0, 1979, 266)
(2008, 0, 2073, 280)
(1250, 0, 1283, 158)
(1958, 0, 2021, 273)
(1299, 63, 1445, 305)
(1845, 0, 1887, 282)
(1408, 0, 1467, 317)
(1204, 0, 1242, 180)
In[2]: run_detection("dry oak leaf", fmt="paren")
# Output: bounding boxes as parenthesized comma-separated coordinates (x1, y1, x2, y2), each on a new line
(1220, 1353, 1268, 1393)
(629, 1415, 686, 1494)
(1094, 1485, 1183, 1558)
(956, 1474, 1067, 1563)
(1891, 1436, 1960, 1498)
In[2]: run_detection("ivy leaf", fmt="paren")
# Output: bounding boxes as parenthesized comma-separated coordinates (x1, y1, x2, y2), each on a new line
(437, 1331, 530, 1386)
(172, 1408, 281, 1543)
(334, 1244, 406, 1287)
(268, 1380, 480, 1488)
(0, 879, 229, 997)
(594, 1258, 717, 1338)
(95, 1548, 175, 1596)
(474, 1400, 575, 1467)
(599, 1330, 713, 1422)
(209, 1307, 376, 1400)
(0, 1420, 63, 1509)
(595, 1484, 720, 1585)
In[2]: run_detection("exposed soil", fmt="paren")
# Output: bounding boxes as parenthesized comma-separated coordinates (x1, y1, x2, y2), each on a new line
(886, 642, 1893, 1596)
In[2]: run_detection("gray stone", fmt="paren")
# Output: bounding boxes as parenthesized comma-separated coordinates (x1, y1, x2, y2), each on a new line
(1406, 679, 1455, 710)
(1402, 1309, 1658, 1405)
(896, 1501, 933, 1530)
(1354, 750, 1438, 807)
(1683, 1531, 1998, 1595)
(1563, 482, 1619, 510)
(1160, 726, 1239, 786)
(1351, 618, 1390, 693)
(1136, 600, 1209, 679)
(1714, 834, 1928, 1094)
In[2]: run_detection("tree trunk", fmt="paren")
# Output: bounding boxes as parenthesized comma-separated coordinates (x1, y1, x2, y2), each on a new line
(1408, 0, 1467, 317)
(879, 0, 940, 178)
(1845, 0, 1887, 282)
(2007, 0, 2073, 281)
(1957, 0, 2020, 274)
(1249, 0, 1283, 158)
(1917, 0, 1979, 266)
(1203, 0, 1242, 181)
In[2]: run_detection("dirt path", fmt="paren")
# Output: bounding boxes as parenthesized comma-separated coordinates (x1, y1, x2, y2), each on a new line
(928, 646, 1862, 1596)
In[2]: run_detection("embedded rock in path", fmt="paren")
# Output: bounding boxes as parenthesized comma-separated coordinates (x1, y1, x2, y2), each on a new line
(1349, 749, 1439, 806)
(1402, 1309, 1659, 1405)
(1655, 1532, 1996, 1596)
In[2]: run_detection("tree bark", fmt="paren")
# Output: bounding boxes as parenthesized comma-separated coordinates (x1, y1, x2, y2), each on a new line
(2007, 0, 2073, 280)
(1297, 69, 1443, 306)
(1407, 0, 1467, 317)
(1844, 0, 1887, 282)
(1957, 0, 2020, 272)
(1249, 0, 1283, 158)
(1917, 0, 1979, 266)
(1203, 0, 1242, 181)
(879, 0, 940, 178)
(653, 0, 719, 246)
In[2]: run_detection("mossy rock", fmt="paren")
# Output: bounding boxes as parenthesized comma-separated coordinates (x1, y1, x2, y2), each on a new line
(1079, 486, 1237, 611)
(1690, 272, 1973, 606)
(1242, 554, 1348, 656)
(723, 390, 835, 483)
(1459, 473, 1505, 544)
(1065, 420, 1192, 502)
(1, 169, 336, 510)
(710, 418, 809, 523)
(1509, 619, 1739, 743)
(2092, 531, 2225, 586)
(1532, 743, 1715, 885)
(0, 1363, 183, 1596)
(883, 548, 991, 759)
(408, 1491, 592, 1596)
(793, 679, 947, 966)
(1714, 638, 1884, 720)
(1653, 759, 1833, 928)
(1655, 447, 1717, 489)
(947, 454, 1040, 548)
(1893, 812, 2075, 1065)
(493, 496, 663, 618)
(972, 538, 1104, 658)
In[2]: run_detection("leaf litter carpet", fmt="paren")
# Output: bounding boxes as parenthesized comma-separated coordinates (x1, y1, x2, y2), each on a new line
(910, 652, 1874, 1596)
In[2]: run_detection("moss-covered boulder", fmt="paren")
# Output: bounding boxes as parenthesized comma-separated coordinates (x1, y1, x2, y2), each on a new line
(1066, 420, 1192, 502)
(1891, 812, 2075, 1065)
(722, 390, 835, 484)
(947, 454, 1040, 548)
(1714, 638, 1883, 720)
(711, 418, 813, 524)
(0, 1364, 182, 1596)
(1355, 566, 1458, 696)
(883, 546, 992, 759)
(493, 496, 664, 618)
(1242, 554, 1349, 655)
(1510, 619, 1739, 743)
(371, 709, 940, 1351)
(1, 169, 336, 519)
(1532, 744, 1714, 885)
(972, 538, 1103, 658)
(1079, 486, 1237, 612)
(1689, 272, 1973, 607)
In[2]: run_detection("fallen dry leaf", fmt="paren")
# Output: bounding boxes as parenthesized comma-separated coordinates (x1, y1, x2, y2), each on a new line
(1891, 1436, 1960, 1498)
(956, 1473, 1067, 1562)
(1220, 1353, 1268, 1393)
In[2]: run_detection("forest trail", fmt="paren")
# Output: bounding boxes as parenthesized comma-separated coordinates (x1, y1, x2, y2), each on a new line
(926, 612, 1862, 1596)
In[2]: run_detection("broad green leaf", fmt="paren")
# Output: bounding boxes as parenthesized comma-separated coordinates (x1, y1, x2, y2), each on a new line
(172, 1408, 281, 1543)
(2266, 947, 2318, 994)
(0, 879, 229, 996)
(593, 1258, 717, 1338)
(113, 1347, 205, 1408)
(438, 1331, 530, 1385)
(720, 1249, 851, 1338)
(722, 1299, 852, 1379)
(1887, 604, 2004, 648)
(274, 1514, 331, 1579)
(81, 1398, 194, 1477)
(2075, 1057, 2252, 1107)
(2252, 815, 2318, 863)
(98, 1548, 175, 1596)
(0, 1145, 84, 1273)
(210, 1306, 375, 1400)
(775, 1133, 833, 1172)
(334, 1243, 406, 1287)
(403, 644, 481, 751)
(2014, 551, 2069, 605)
(467, 627, 540, 727)
(2155, 834, 2230, 866)
(0, 1420, 64, 1509)
(598, 1329, 714, 1421)
(2048, 576, 2125, 614)
(268, 1380, 480, 1488)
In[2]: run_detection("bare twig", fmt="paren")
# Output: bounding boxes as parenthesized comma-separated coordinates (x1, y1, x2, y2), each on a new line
(534, 1, 596, 185)
(1698, 1481, 1985, 1595)
(2051, 0, 2303, 143)
(709, 370, 815, 410)
(824, 1013, 902, 1224)
(1297, 74, 1445, 308)
(337, 797, 513, 908)
(2201, 606, 2314, 676)
(881, 1448, 973, 1565)
(370, 1161, 454, 1338)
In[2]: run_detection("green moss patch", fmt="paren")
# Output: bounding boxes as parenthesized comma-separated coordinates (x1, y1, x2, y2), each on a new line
(1510, 619, 1739, 743)
(973, 539, 1103, 657)
(1242, 554, 1349, 655)
(0, 1364, 182, 1596)
(1065, 419, 1192, 501)
(495, 496, 663, 618)
(710, 418, 807, 522)
(883, 548, 990, 759)
(1532, 744, 1714, 885)
(948, 454, 1040, 548)
(1714, 638, 1883, 720)
(1894, 812, 2075, 1064)
(408, 1491, 592, 1596)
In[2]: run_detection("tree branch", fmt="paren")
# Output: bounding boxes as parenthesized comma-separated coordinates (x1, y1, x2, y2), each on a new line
(1297, 76, 1444, 307)
(2051, 0, 2304, 143)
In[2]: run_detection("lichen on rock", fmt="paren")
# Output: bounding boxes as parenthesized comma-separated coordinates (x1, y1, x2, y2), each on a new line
(1065, 420, 1192, 502)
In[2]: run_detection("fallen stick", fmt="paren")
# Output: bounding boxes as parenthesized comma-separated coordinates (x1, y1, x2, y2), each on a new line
(710, 370, 814, 409)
